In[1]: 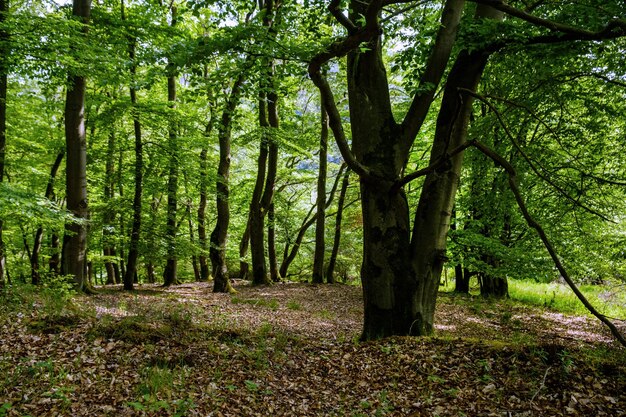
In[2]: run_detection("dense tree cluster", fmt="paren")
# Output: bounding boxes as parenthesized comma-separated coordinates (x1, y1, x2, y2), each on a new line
(0, 0, 624, 341)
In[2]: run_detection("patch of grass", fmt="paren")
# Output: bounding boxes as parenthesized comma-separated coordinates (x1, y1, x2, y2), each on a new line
(231, 296, 279, 310)
(315, 309, 335, 320)
(286, 300, 301, 310)
(128, 365, 195, 416)
(508, 280, 626, 318)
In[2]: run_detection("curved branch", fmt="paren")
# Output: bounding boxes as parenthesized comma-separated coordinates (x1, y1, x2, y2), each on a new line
(400, 0, 465, 150)
(460, 88, 612, 222)
(469, 0, 626, 37)
(472, 140, 626, 348)
(395, 140, 474, 189)
(328, 0, 357, 33)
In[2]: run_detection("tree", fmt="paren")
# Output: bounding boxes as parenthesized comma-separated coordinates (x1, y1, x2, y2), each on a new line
(312, 101, 328, 284)
(122, 0, 145, 291)
(163, 5, 179, 287)
(0, 0, 8, 287)
(210, 70, 246, 293)
(249, 0, 280, 286)
(326, 167, 349, 282)
(62, 0, 92, 293)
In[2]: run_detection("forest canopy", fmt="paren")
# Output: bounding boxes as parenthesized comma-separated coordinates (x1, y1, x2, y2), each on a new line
(0, 0, 625, 342)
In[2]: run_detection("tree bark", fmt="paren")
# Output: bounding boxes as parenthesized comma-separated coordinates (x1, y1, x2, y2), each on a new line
(102, 127, 120, 285)
(31, 151, 64, 285)
(326, 169, 349, 283)
(267, 203, 280, 282)
(122, 0, 143, 290)
(62, 0, 92, 293)
(454, 265, 469, 293)
(187, 202, 200, 281)
(0, 0, 8, 287)
(406, 5, 504, 336)
(162, 6, 179, 287)
(312, 101, 328, 284)
(198, 146, 210, 281)
(210, 69, 246, 293)
(249, 0, 279, 286)
(238, 218, 250, 280)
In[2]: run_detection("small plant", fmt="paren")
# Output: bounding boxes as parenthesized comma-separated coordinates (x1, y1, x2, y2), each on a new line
(427, 375, 447, 384)
(231, 297, 279, 310)
(286, 300, 301, 310)
(558, 349, 574, 373)
(316, 309, 335, 320)
(244, 380, 259, 392)
(0, 402, 12, 417)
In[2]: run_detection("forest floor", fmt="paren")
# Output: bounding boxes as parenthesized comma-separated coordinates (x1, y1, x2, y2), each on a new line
(1, 281, 625, 416)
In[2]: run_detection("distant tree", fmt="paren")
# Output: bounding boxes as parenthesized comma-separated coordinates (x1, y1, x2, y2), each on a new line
(62, 0, 92, 293)
(0, 0, 8, 287)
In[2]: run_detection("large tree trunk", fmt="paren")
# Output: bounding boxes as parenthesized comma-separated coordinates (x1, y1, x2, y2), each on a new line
(122, 0, 143, 290)
(312, 102, 328, 284)
(267, 203, 280, 282)
(31, 151, 64, 285)
(407, 5, 503, 336)
(345, 3, 413, 339)
(249, 0, 279, 286)
(162, 6, 179, 287)
(62, 0, 92, 293)
(210, 71, 246, 293)
(249, 96, 270, 284)
(326, 169, 349, 283)
(0, 0, 8, 287)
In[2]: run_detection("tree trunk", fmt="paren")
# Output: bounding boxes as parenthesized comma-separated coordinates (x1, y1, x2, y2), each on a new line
(210, 70, 246, 293)
(162, 6, 179, 287)
(198, 146, 210, 281)
(279, 165, 345, 278)
(122, 0, 143, 290)
(187, 203, 200, 282)
(0, 0, 8, 287)
(62, 0, 92, 293)
(103, 128, 119, 285)
(238, 218, 250, 280)
(407, 5, 503, 336)
(249, 97, 270, 284)
(326, 169, 349, 283)
(31, 151, 64, 285)
(312, 102, 328, 284)
(49, 232, 60, 275)
(454, 264, 469, 293)
(479, 272, 508, 298)
(267, 203, 280, 282)
(249, 0, 279, 286)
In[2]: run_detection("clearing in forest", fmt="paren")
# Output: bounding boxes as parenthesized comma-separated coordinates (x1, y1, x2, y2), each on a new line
(0, 282, 624, 416)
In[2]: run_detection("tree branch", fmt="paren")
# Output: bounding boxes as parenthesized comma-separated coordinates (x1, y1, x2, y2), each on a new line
(328, 0, 357, 33)
(394, 140, 474, 189)
(472, 139, 626, 348)
(469, 0, 626, 37)
(459, 88, 612, 222)
(400, 0, 465, 151)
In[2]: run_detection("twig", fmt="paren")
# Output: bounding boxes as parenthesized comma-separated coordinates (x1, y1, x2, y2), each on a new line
(530, 366, 552, 403)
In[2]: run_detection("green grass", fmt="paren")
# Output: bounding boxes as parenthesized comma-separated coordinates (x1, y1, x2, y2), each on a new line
(508, 279, 626, 318)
